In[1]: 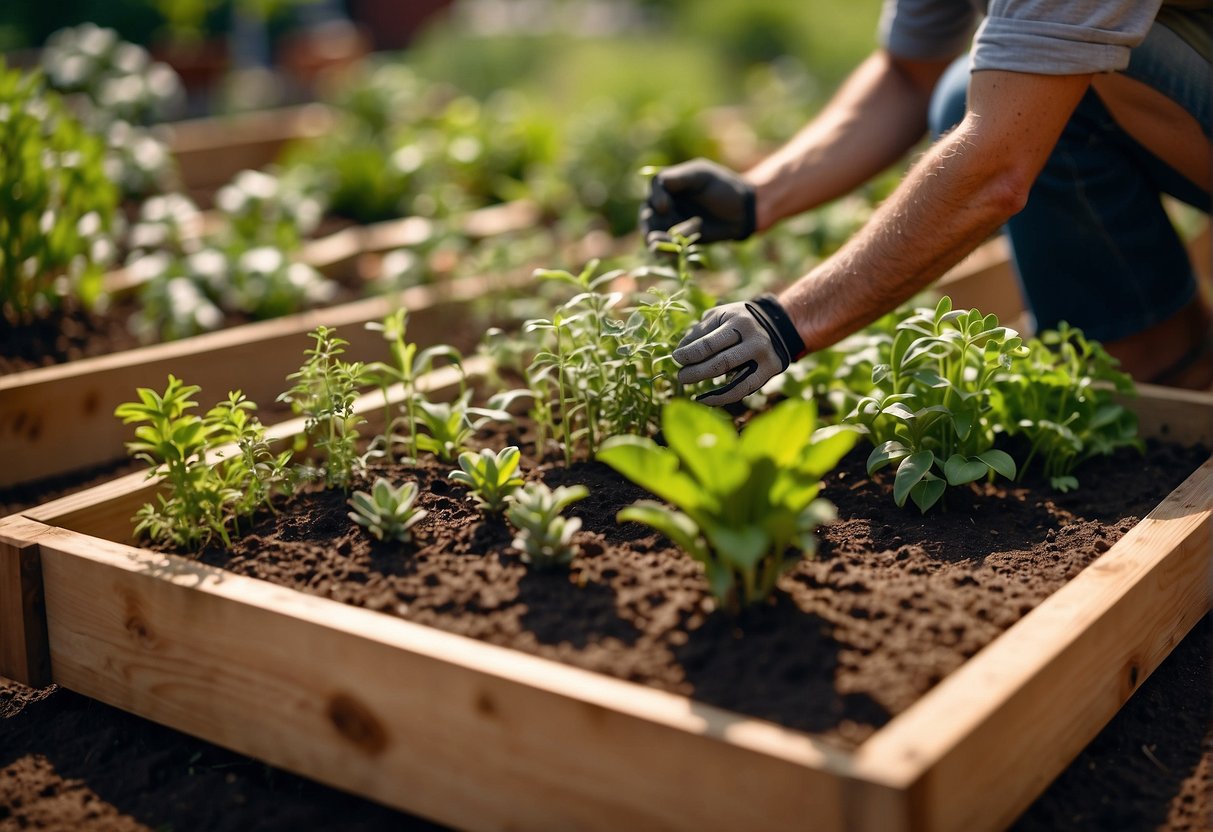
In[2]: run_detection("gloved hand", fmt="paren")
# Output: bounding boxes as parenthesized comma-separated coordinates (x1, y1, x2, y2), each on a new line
(639, 158, 756, 245)
(672, 294, 806, 407)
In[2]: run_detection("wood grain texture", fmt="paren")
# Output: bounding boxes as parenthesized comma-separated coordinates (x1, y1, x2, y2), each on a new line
(33, 521, 856, 832)
(0, 519, 51, 686)
(0, 273, 520, 489)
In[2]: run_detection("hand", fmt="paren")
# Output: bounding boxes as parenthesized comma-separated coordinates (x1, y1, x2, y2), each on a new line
(672, 295, 806, 406)
(639, 158, 756, 245)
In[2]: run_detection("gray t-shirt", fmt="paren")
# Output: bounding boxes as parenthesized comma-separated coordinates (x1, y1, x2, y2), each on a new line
(878, 0, 1172, 74)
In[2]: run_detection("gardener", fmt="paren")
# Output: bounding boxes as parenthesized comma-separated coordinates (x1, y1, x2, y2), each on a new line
(643, 1, 1212, 405)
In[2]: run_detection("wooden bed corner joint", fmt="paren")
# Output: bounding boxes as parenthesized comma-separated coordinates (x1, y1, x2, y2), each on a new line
(0, 519, 51, 687)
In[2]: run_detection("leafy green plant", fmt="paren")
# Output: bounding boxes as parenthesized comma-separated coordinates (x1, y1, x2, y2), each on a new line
(994, 322, 1142, 491)
(0, 63, 118, 323)
(599, 397, 855, 612)
(412, 390, 514, 463)
(844, 297, 1027, 513)
(363, 309, 464, 462)
(449, 446, 525, 514)
(348, 478, 428, 543)
(506, 482, 590, 569)
(278, 326, 367, 489)
(115, 376, 285, 550)
(42, 23, 184, 126)
(516, 243, 709, 465)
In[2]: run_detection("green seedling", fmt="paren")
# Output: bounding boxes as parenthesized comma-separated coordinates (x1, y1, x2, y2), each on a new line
(412, 389, 514, 463)
(348, 478, 428, 543)
(599, 397, 855, 612)
(506, 482, 589, 569)
(279, 326, 367, 489)
(845, 296, 1027, 513)
(116, 377, 284, 550)
(449, 446, 524, 514)
(994, 321, 1142, 491)
(364, 308, 464, 462)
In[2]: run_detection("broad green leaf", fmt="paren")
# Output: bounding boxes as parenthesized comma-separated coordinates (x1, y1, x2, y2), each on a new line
(977, 449, 1017, 480)
(911, 476, 947, 513)
(661, 399, 746, 493)
(597, 436, 708, 513)
(617, 503, 707, 563)
(740, 398, 816, 467)
(799, 425, 859, 477)
(944, 454, 988, 486)
(951, 409, 973, 440)
(703, 521, 769, 571)
(893, 451, 934, 507)
(867, 439, 910, 475)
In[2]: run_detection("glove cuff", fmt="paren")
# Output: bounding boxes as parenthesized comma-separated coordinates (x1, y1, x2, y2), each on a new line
(740, 182, 757, 240)
(749, 294, 807, 366)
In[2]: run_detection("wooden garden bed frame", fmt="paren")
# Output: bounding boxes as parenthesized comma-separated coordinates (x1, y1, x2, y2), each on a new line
(165, 103, 336, 205)
(1, 370, 1209, 832)
(0, 198, 546, 491)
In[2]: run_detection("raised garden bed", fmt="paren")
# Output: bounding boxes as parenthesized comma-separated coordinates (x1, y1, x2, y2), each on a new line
(0, 197, 551, 492)
(1, 364, 1208, 831)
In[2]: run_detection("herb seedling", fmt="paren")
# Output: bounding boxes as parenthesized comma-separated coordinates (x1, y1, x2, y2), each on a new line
(116, 376, 284, 550)
(278, 326, 367, 489)
(844, 296, 1026, 513)
(599, 397, 854, 612)
(449, 446, 525, 514)
(348, 478, 428, 543)
(994, 322, 1142, 491)
(506, 482, 589, 569)
(363, 308, 465, 462)
(412, 389, 514, 463)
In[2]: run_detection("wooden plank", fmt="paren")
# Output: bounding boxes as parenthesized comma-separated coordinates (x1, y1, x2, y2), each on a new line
(0, 273, 524, 489)
(852, 454, 1213, 832)
(25, 517, 855, 831)
(165, 104, 336, 199)
(1123, 383, 1213, 446)
(0, 523, 51, 686)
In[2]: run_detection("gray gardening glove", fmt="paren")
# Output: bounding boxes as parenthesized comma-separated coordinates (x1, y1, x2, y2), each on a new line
(639, 158, 756, 245)
(672, 294, 806, 407)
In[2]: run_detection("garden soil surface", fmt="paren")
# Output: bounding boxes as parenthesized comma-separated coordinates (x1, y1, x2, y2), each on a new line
(2, 432, 1210, 830)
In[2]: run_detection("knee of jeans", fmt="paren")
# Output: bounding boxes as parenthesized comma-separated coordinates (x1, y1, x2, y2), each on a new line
(929, 56, 970, 139)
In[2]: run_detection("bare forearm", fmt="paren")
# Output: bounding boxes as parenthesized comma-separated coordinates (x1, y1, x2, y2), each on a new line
(778, 70, 1092, 352)
(745, 51, 950, 231)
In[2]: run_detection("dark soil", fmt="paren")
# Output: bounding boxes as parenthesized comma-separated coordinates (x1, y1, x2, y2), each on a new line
(0, 299, 146, 376)
(1, 433, 1209, 829)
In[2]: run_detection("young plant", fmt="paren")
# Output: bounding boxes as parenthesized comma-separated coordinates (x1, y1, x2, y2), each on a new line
(449, 446, 524, 514)
(278, 326, 367, 489)
(844, 296, 1026, 513)
(348, 478, 428, 543)
(994, 322, 1142, 491)
(363, 308, 464, 462)
(0, 63, 117, 323)
(506, 482, 590, 570)
(517, 247, 707, 465)
(412, 389, 514, 463)
(115, 376, 283, 550)
(599, 397, 855, 612)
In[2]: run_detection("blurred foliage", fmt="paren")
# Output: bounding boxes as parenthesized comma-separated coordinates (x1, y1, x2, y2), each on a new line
(0, 63, 118, 322)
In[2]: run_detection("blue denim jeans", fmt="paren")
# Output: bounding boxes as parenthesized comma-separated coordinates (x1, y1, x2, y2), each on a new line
(928, 20, 1212, 342)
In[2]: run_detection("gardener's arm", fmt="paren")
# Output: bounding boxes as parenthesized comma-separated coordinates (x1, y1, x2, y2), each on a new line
(779, 69, 1092, 352)
(674, 69, 1093, 404)
(642, 50, 952, 242)
(746, 50, 952, 232)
